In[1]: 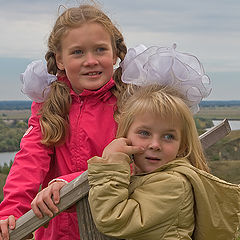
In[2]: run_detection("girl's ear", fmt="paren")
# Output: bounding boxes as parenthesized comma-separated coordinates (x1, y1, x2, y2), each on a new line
(55, 53, 65, 70)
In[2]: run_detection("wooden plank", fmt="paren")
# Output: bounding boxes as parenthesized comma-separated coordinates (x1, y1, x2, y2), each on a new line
(200, 119, 231, 150)
(9, 119, 231, 239)
(9, 171, 89, 240)
(77, 196, 118, 240)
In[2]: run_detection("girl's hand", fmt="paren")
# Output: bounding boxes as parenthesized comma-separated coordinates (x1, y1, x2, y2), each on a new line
(0, 216, 33, 240)
(0, 215, 15, 240)
(31, 181, 66, 219)
(102, 138, 144, 159)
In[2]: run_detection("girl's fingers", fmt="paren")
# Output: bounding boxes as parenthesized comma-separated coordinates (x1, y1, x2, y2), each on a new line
(31, 202, 43, 219)
(31, 193, 53, 218)
(36, 200, 54, 218)
(102, 138, 145, 158)
(123, 138, 132, 145)
(7, 215, 15, 230)
(31, 197, 44, 218)
(52, 188, 60, 205)
(0, 216, 31, 240)
(51, 182, 66, 205)
(0, 219, 10, 240)
(132, 145, 145, 153)
(31, 182, 66, 219)
(42, 195, 58, 216)
(124, 145, 145, 155)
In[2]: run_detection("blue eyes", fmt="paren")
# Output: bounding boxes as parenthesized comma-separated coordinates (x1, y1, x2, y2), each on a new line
(163, 134, 174, 140)
(72, 48, 106, 55)
(96, 47, 106, 52)
(138, 130, 150, 136)
(73, 50, 84, 55)
(137, 131, 175, 141)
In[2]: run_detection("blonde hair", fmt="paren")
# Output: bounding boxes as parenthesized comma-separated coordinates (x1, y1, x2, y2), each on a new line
(116, 85, 209, 172)
(40, 4, 127, 146)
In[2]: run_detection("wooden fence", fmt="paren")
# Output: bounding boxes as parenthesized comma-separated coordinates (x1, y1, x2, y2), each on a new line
(9, 119, 231, 240)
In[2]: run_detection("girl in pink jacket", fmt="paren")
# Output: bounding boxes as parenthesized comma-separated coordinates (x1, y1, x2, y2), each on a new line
(0, 4, 127, 240)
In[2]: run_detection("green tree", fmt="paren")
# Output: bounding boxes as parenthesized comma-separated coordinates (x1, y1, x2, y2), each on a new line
(0, 119, 28, 152)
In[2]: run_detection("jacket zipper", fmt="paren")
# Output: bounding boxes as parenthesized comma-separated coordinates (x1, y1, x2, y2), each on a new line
(74, 97, 84, 170)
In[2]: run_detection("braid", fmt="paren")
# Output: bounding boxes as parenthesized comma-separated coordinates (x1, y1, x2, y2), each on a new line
(113, 38, 127, 91)
(41, 45, 71, 146)
(45, 50, 58, 75)
(40, 81, 71, 146)
(112, 37, 128, 118)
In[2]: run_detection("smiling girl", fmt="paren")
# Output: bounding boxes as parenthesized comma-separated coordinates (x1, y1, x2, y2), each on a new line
(0, 4, 127, 240)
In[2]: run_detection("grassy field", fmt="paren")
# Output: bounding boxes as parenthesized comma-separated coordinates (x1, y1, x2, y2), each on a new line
(1, 106, 240, 120)
(0, 109, 31, 120)
(209, 160, 240, 184)
(196, 106, 240, 120)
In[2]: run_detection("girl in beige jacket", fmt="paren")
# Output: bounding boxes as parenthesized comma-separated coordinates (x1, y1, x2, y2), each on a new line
(88, 45, 240, 240)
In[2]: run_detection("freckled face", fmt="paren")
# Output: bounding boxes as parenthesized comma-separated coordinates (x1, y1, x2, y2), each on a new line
(56, 23, 117, 94)
(127, 112, 182, 173)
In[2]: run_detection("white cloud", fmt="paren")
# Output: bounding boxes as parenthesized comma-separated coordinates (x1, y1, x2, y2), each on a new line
(124, 30, 240, 73)
(0, 18, 50, 58)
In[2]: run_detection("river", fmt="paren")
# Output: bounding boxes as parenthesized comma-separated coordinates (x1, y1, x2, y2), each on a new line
(212, 120, 240, 131)
(0, 152, 17, 166)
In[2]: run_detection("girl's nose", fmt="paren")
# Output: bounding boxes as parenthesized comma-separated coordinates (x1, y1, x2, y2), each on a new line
(149, 139, 161, 151)
(83, 53, 99, 66)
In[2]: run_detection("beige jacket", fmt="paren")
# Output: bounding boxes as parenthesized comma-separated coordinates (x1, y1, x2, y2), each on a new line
(88, 153, 240, 240)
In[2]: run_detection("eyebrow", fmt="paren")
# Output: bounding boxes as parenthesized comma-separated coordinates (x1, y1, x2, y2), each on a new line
(136, 125, 151, 130)
(68, 42, 109, 50)
(164, 129, 178, 132)
(137, 125, 178, 131)
(68, 45, 82, 51)
(94, 42, 109, 46)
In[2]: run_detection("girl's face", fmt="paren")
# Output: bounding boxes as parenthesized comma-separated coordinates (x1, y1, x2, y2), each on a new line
(56, 23, 117, 94)
(127, 112, 182, 173)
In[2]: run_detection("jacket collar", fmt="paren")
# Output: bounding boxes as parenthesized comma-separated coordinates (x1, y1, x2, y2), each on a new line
(57, 75, 115, 100)
(135, 158, 191, 176)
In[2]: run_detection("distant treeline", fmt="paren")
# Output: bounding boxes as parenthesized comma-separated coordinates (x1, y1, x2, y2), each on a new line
(200, 100, 240, 107)
(0, 100, 240, 110)
(0, 101, 32, 110)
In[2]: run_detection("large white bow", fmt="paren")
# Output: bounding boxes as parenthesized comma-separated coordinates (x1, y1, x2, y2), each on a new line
(20, 60, 57, 102)
(120, 44, 212, 113)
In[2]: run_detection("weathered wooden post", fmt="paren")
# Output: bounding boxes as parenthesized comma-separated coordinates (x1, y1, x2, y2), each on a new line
(77, 197, 118, 240)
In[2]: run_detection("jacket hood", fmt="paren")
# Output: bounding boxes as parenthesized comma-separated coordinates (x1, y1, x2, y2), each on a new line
(157, 159, 240, 240)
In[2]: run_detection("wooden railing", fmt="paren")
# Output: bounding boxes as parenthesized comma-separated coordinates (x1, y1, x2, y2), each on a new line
(9, 119, 231, 240)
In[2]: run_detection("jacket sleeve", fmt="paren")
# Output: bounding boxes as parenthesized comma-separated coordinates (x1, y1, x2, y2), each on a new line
(0, 102, 54, 220)
(88, 153, 190, 239)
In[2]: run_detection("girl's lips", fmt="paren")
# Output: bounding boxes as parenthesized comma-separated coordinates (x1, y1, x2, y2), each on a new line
(83, 71, 102, 76)
(146, 156, 160, 161)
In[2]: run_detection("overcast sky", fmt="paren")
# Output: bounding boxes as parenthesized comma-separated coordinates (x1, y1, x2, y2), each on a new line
(0, 0, 239, 101)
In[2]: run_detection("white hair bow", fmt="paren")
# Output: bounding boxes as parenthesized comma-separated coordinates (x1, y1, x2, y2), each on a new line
(120, 44, 212, 113)
(20, 60, 57, 102)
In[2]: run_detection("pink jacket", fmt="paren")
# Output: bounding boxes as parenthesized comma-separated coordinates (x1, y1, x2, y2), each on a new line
(0, 77, 118, 240)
